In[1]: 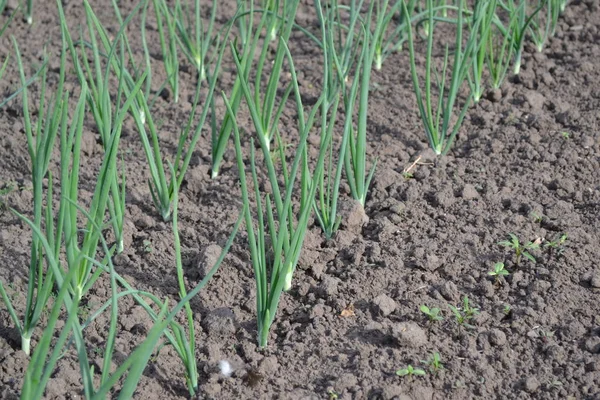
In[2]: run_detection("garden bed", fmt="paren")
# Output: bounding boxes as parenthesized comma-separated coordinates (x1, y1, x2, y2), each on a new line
(0, 0, 599, 399)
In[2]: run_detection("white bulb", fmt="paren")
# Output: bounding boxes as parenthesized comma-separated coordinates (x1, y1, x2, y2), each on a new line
(283, 268, 293, 291)
(219, 360, 233, 377)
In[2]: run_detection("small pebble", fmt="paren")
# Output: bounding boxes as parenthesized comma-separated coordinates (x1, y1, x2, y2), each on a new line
(581, 135, 595, 148)
(338, 199, 369, 234)
(336, 373, 358, 391)
(310, 303, 326, 319)
(197, 244, 223, 279)
(440, 281, 459, 302)
(525, 91, 546, 111)
(461, 184, 479, 200)
(489, 329, 507, 346)
(590, 274, 600, 288)
(318, 276, 341, 298)
(522, 376, 540, 393)
(258, 356, 279, 375)
(486, 88, 502, 102)
(585, 337, 600, 354)
(391, 322, 428, 348)
(202, 308, 237, 336)
(372, 294, 397, 317)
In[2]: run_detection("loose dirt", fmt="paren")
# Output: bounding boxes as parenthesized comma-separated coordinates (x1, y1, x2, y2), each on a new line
(1, 1, 599, 399)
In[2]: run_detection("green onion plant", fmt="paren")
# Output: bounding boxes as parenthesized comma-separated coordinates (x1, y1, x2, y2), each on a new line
(327, 0, 362, 83)
(312, 0, 345, 238)
(18, 193, 242, 398)
(374, 0, 418, 70)
(71, 193, 243, 397)
(500, 0, 543, 75)
(372, 0, 412, 71)
(57, 0, 148, 295)
(167, 166, 198, 393)
(139, 0, 154, 105)
(315, 0, 385, 209)
(311, 0, 366, 237)
(527, 0, 559, 53)
(527, 0, 550, 53)
(210, 0, 299, 179)
(402, 0, 480, 155)
(153, 0, 180, 102)
(77, 0, 232, 221)
(25, 0, 33, 24)
(415, 0, 448, 36)
(486, 9, 517, 91)
(16, 196, 96, 399)
(558, 0, 568, 12)
(66, 3, 137, 252)
(110, 200, 243, 396)
(130, 16, 232, 220)
(469, 0, 498, 103)
(18, 196, 139, 400)
(136, 9, 232, 219)
(342, 1, 381, 206)
(0, 39, 68, 355)
(225, 36, 327, 347)
(262, 0, 281, 42)
(172, 0, 218, 80)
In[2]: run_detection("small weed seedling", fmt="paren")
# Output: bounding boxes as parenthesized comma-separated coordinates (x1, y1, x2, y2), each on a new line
(402, 155, 430, 180)
(420, 305, 443, 322)
(327, 389, 339, 400)
(538, 329, 555, 344)
(453, 380, 466, 389)
(544, 233, 567, 258)
(546, 379, 563, 390)
(92, 346, 103, 356)
(530, 212, 543, 223)
(448, 304, 468, 326)
(498, 233, 539, 265)
(396, 365, 426, 377)
(448, 296, 479, 329)
(0, 184, 10, 212)
(488, 262, 509, 283)
(143, 240, 153, 253)
(560, 131, 570, 139)
(0, 182, 17, 194)
(462, 296, 479, 319)
(421, 352, 444, 374)
(503, 304, 511, 316)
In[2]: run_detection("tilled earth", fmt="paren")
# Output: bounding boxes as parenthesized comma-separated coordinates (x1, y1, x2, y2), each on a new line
(0, 0, 599, 399)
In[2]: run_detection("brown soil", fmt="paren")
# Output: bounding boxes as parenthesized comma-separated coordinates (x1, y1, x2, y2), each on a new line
(1, 1, 600, 399)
